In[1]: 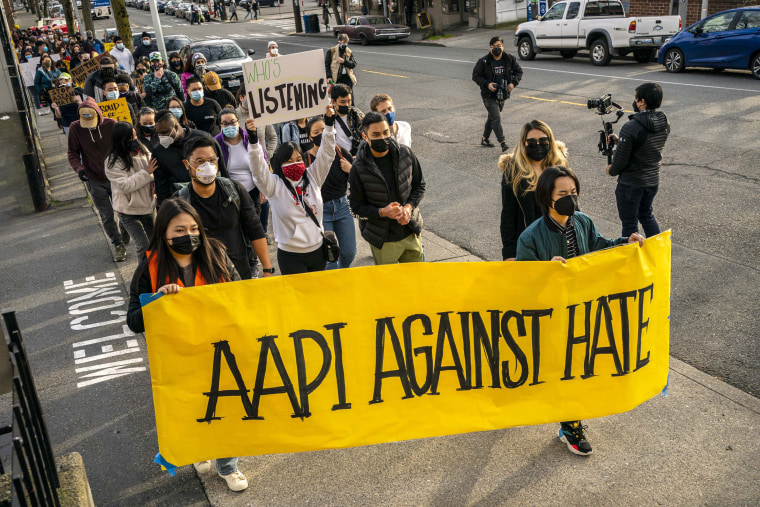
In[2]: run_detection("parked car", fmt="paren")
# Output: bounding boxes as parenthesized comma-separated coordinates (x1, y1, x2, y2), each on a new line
(333, 16, 411, 45)
(179, 39, 255, 91)
(37, 17, 76, 34)
(514, 0, 681, 65)
(103, 27, 119, 42)
(165, 0, 181, 15)
(131, 32, 192, 53)
(175, 3, 191, 18)
(658, 6, 760, 79)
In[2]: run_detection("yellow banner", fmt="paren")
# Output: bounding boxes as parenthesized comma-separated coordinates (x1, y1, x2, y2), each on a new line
(97, 97, 132, 124)
(142, 232, 671, 472)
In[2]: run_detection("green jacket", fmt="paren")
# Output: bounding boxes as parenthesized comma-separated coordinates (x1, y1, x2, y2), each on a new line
(515, 212, 627, 261)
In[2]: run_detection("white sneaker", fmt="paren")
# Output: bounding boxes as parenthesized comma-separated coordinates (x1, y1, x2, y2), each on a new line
(218, 470, 249, 492)
(193, 460, 211, 474)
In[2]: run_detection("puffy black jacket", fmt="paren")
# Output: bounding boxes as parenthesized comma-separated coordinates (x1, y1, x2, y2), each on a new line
(472, 52, 523, 100)
(348, 140, 425, 249)
(609, 110, 670, 188)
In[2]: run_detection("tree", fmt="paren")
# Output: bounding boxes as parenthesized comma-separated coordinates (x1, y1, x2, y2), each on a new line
(331, 0, 341, 28)
(111, 0, 133, 50)
(80, 0, 94, 36)
(62, 0, 77, 37)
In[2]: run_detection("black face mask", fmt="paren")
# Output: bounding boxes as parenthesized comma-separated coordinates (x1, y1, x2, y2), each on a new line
(141, 124, 155, 134)
(170, 61, 182, 70)
(336, 105, 349, 115)
(311, 133, 322, 147)
(137, 68, 147, 75)
(491, 47, 503, 57)
(168, 234, 201, 255)
(525, 144, 549, 162)
(100, 67, 114, 78)
(369, 137, 391, 153)
(553, 195, 579, 217)
(151, 63, 162, 72)
(128, 139, 141, 153)
(632, 100, 639, 113)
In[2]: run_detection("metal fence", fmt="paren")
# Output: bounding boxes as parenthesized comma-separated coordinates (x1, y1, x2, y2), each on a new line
(1, 311, 61, 507)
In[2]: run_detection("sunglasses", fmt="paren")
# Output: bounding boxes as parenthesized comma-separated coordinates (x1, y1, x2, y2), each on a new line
(526, 137, 550, 148)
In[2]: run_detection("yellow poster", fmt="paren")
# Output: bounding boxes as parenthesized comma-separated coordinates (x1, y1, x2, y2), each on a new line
(97, 97, 131, 124)
(104, 42, 115, 53)
(142, 232, 672, 473)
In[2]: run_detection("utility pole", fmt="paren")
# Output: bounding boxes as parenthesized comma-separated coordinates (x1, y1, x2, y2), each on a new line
(148, 0, 167, 61)
(700, 0, 708, 20)
(293, 0, 302, 32)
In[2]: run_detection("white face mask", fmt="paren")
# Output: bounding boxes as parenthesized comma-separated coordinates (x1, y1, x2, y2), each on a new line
(270, 48, 278, 56)
(194, 162, 218, 185)
(158, 135, 174, 148)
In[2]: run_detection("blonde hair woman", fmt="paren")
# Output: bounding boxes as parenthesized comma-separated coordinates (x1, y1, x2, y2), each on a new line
(498, 119, 568, 260)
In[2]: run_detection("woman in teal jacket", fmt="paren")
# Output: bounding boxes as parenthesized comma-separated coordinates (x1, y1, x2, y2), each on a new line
(516, 166, 644, 455)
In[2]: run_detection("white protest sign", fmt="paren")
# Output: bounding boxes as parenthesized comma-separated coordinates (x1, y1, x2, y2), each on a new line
(241, 50, 329, 126)
(20, 58, 40, 87)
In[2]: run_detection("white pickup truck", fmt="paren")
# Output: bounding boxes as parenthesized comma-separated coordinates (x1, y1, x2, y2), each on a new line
(514, 0, 681, 66)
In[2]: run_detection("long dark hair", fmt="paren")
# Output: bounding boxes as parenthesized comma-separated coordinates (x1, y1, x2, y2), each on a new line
(107, 121, 146, 170)
(166, 97, 191, 127)
(145, 199, 231, 289)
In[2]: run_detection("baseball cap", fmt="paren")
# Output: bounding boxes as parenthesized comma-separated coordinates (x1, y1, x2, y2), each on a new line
(149, 51, 162, 61)
(204, 72, 221, 91)
(267, 41, 277, 49)
(59, 72, 71, 80)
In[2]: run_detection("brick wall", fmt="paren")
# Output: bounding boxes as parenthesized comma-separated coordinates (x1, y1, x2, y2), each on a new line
(627, 0, 751, 26)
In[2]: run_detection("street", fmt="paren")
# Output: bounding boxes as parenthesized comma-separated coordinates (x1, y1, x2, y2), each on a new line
(5, 4, 760, 505)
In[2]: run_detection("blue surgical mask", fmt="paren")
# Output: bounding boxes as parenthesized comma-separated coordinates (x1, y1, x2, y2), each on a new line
(384, 111, 396, 127)
(43, 46, 48, 52)
(169, 107, 183, 118)
(106, 91, 119, 101)
(142, 39, 150, 46)
(116, 43, 124, 50)
(190, 90, 203, 101)
(222, 125, 239, 138)
(63, 38, 69, 43)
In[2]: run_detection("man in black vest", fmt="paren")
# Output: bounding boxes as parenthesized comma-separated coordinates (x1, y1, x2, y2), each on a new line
(348, 112, 425, 264)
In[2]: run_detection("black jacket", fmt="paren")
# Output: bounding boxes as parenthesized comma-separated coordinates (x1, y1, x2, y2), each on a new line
(472, 52, 523, 100)
(133, 41, 159, 61)
(152, 127, 229, 204)
(609, 110, 670, 188)
(83, 69, 135, 103)
(348, 140, 425, 249)
(500, 176, 542, 260)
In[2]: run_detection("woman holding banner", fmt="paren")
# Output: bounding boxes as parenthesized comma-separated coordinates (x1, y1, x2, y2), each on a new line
(515, 166, 644, 456)
(126, 198, 249, 492)
(245, 104, 337, 275)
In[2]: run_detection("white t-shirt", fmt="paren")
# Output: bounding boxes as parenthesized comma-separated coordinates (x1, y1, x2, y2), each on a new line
(226, 140, 255, 192)
(334, 114, 353, 153)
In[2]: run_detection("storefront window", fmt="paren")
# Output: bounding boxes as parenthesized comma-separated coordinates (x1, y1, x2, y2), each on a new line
(464, 0, 476, 14)
(442, 0, 460, 14)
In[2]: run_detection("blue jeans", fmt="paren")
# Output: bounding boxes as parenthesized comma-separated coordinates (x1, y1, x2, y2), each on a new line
(615, 183, 661, 237)
(216, 457, 238, 476)
(322, 195, 356, 269)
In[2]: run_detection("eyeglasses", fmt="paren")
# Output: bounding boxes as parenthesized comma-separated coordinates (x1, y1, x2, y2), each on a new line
(220, 120, 239, 127)
(156, 126, 175, 137)
(191, 157, 218, 165)
(525, 137, 550, 148)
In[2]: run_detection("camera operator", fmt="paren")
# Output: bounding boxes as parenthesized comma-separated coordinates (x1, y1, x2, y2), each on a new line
(606, 83, 670, 238)
(472, 36, 523, 152)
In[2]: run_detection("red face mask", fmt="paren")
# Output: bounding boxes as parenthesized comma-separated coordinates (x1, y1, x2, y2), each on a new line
(282, 161, 306, 181)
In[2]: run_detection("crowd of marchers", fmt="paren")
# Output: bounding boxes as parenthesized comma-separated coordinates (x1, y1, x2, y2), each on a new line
(16, 25, 670, 491)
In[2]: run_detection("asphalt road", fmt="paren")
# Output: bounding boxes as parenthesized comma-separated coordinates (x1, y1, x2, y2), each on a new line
(108, 7, 760, 398)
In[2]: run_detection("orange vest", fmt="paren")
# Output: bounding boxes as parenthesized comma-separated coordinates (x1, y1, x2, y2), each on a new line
(146, 251, 207, 292)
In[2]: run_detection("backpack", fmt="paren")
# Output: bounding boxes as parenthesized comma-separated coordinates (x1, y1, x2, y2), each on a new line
(174, 177, 240, 212)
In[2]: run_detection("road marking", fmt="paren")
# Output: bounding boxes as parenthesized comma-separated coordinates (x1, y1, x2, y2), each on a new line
(361, 70, 408, 78)
(63, 272, 147, 389)
(521, 95, 557, 102)
(272, 45, 759, 94)
(559, 100, 587, 107)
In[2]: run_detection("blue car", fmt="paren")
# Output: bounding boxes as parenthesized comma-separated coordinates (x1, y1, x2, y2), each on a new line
(658, 6, 760, 79)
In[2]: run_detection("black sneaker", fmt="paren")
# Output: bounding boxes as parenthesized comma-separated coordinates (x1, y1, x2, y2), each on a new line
(113, 244, 127, 262)
(481, 137, 495, 148)
(558, 421, 593, 456)
(501, 142, 509, 152)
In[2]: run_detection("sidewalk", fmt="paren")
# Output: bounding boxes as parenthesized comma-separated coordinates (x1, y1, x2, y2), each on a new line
(5, 107, 760, 506)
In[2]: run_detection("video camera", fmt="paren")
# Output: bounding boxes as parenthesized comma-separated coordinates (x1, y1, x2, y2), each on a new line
(496, 81, 511, 103)
(587, 94, 625, 163)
